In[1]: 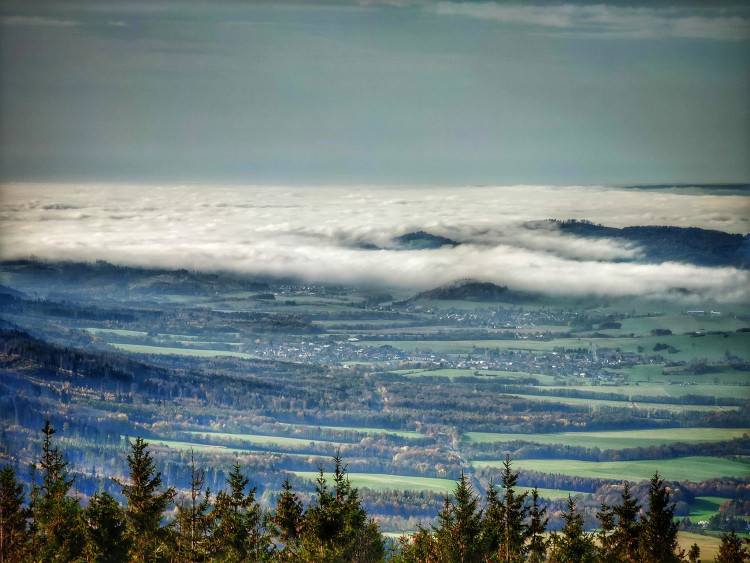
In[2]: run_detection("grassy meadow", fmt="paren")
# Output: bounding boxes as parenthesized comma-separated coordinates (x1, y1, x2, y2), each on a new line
(464, 428, 750, 450)
(471, 457, 750, 482)
(291, 471, 457, 494)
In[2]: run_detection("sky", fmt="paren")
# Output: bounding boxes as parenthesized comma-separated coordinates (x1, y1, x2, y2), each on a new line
(1, 0, 749, 186)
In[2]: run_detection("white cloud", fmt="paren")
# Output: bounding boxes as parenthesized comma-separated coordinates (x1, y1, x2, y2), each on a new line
(1, 183, 748, 303)
(431, 3, 750, 40)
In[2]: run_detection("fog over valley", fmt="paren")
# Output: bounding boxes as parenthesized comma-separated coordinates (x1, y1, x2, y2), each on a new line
(2, 183, 748, 302)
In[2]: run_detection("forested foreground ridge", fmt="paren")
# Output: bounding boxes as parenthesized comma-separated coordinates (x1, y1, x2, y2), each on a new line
(1, 421, 747, 563)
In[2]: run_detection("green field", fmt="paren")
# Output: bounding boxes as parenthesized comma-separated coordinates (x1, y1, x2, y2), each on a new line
(547, 383, 750, 400)
(86, 328, 149, 337)
(508, 393, 737, 413)
(291, 471, 456, 493)
(362, 330, 749, 363)
(676, 531, 725, 561)
(147, 438, 256, 455)
(685, 496, 729, 522)
(464, 428, 750, 450)
(188, 425, 423, 441)
(516, 486, 585, 500)
(184, 430, 347, 450)
(471, 456, 750, 482)
(109, 343, 259, 359)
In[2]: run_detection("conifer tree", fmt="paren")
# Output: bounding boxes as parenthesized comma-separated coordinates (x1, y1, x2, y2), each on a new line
(272, 477, 303, 554)
(30, 418, 87, 562)
(526, 487, 549, 563)
(610, 481, 641, 561)
(498, 454, 528, 563)
(431, 472, 483, 562)
(481, 480, 503, 555)
(596, 502, 617, 562)
(84, 491, 129, 563)
(687, 542, 700, 563)
(175, 452, 213, 562)
(715, 529, 749, 563)
(639, 472, 680, 563)
(548, 495, 597, 563)
(0, 465, 30, 563)
(212, 462, 268, 561)
(301, 455, 384, 562)
(115, 437, 176, 563)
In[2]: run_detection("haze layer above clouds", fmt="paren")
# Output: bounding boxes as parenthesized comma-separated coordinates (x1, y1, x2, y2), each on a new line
(2, 184, 748, 303)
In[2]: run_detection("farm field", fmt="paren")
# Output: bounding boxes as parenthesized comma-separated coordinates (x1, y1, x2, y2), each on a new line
(516, 486, 583, 500)
(676, 531, 724, 561)
(183, 430, 348, 450)
(685, 496, 729, 522)
(543, 383, 750, 400)
(188, 425, 423, 441)
(463, 428, 750, 450)
(471, 456, 750, 482)
(507, 393, 739, 413)
(109, 343, 260, 359)
(291, 471, 457, 494)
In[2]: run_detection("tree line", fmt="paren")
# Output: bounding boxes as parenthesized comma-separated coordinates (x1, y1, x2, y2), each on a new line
(2, 421, 748, 562)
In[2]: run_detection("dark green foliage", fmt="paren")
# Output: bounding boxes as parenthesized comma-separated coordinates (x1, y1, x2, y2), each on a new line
(175, 452, 213, 562)
(610, 481, 641, 561)
(211, 462, 268, 561)
(30, 418, 88, 562)
(715, 529, 749, 563)
(0, 465, 30, 563)
(115, 437, 176, 562)
(687, 542, 700, 563)
(595, 502, 617, 562)
(301, 455, 384, 562)
(85, 491, 129, 563)
(639, 472, 680, 563)
(272, 477, 303, 552)
(548, 495, 597, 563)
(431, 471, 483, 562)
(526, 487, 549, 563)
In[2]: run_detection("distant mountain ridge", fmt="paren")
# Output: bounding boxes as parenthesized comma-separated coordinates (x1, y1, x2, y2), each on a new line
(550, 220, 749, 269)
(392, 231, 460, 250)
(414, 279, 535, 303)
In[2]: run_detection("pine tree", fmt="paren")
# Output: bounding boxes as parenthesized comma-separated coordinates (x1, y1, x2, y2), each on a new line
(596, 502, 617, 562)
(715, 529, 749, 563)
(611, 481, 641, 562)
(481, 480, 503, 555)
(175, 451, 213, 562)
(85, 491, 129, 563)
(301, 455, 384, 562)
(115, 437, 176, 563)
(212, 462, 268, 561)
(30, 418, 87, 562)
(548, 495, 597, 563)
(498, 455, 528, 563)
(687, 542, 700, 563)
(0, 465, 30, 563)
(526, 487, 549, 563)
(272, 477, 303, 554)
(639, 472, 680, 563)
(431, 471, 483, 562)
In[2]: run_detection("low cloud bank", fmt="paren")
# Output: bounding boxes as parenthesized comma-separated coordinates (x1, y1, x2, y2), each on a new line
(1, 183, 748, 302)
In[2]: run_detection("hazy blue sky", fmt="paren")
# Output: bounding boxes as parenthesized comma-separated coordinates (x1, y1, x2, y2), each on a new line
(1, 1, 749, 185)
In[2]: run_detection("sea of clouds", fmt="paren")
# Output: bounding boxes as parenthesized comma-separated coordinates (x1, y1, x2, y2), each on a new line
(1, 183, 748, 302)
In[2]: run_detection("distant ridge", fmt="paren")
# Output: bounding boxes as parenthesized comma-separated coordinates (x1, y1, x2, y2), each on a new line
(414, 279, 534, 303)
(392, 231, 460, 250)
(550, 220, 749, 269)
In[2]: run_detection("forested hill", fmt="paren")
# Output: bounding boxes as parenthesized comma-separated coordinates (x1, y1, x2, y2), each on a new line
(414, 280, 536, 303)
(552, 220, 749, 268)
